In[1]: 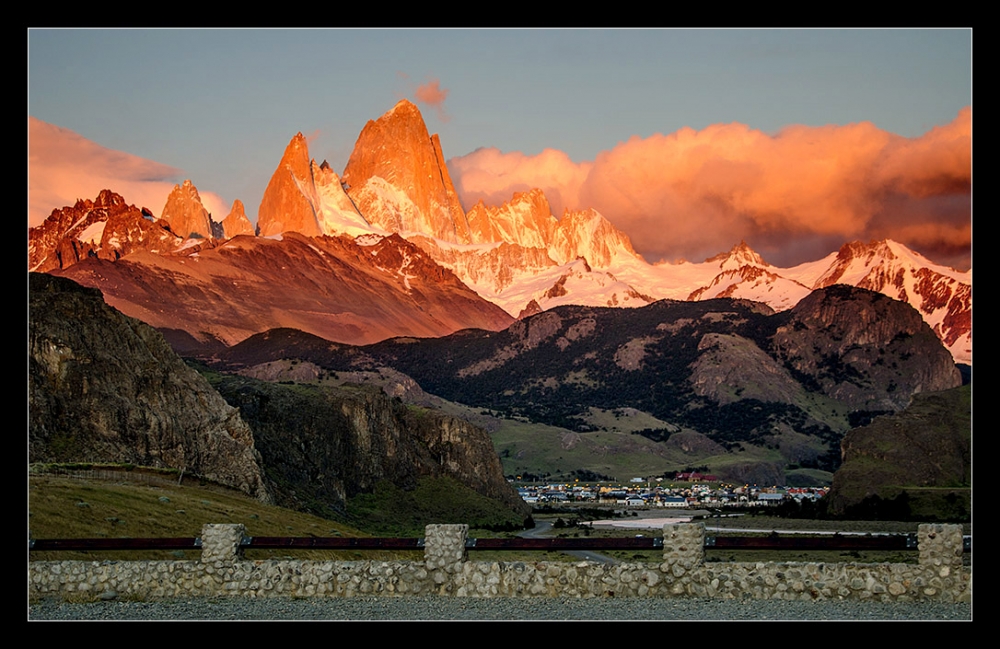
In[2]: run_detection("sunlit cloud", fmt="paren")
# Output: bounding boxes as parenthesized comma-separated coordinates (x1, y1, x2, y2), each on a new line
(28, 117, 230, 226)
(304, 129, 322, 147)
(413, 78, 451, 123)
(447, 147, 590, 217)
(448, 108, 971, 269)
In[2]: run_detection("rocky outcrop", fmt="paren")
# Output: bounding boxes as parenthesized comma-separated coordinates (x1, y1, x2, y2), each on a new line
(773, 284, 962, 411)
(29, 273, 271, 501)
(29, 190, 181, 272)
(467, 189, 557, 249)
(812, 239, 971, 364)
(221, 199, 255, 239)
(311, 159, 373, 237)
(161, 179, 214, 240)
(420, 190, 644, 313)
(824, 385, 970, 518)
(549, 207, 639, 267)
(409, 235, 558, 296)
(256, 134, 373, 239)
(400, 407, 528, 514)
(210, 374, 529, 518)
(689, 333, 804, 405)
(342, 100, 470, 243)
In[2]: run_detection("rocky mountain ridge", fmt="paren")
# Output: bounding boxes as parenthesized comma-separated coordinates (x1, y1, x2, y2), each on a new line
(28, 100, 970, 362)
(29, 272, 527, 522)
(29, 272, 271, 501)
(51, 229, 514, 349)
(221, 198, 255, 239)
(211, 285, 961, 484)
(342, 99, 470, 243)
(161, 179, 214, 240)
(29, 190, 182, 273)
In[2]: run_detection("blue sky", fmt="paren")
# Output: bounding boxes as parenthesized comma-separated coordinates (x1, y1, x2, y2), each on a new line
(28, 28, 972, 268)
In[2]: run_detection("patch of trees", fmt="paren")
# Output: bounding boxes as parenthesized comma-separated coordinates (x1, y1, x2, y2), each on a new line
(570, 469, 613, 482)
(840, 492, 913, 521)
(817, 352, 866, 385)
(847, 409, 894, 429)
(512, 471, 550, 482)
(762, 496, 829, 520)
(631, 428, 674, 443)
(658, 467, 709, 480)
(798, 446, 842, 473)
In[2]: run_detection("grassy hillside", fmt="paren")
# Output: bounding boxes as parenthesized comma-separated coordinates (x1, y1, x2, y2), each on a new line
(345, 476, 529, 537)
(826, 385, 971, 521)
(29, 465, 529, 562)
(441, 400, 818, 486)
(29, 468, 408, 562)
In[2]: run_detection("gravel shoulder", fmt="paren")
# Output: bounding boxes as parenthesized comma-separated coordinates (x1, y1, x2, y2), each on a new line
(28, 596, 972, 621)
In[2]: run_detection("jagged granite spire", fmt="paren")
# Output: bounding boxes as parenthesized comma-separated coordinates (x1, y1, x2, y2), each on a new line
(161, 179, 213, 240)
(221, 199, 255, 239)
(257, 133, 322, 237)
(342, 99, 470, 243)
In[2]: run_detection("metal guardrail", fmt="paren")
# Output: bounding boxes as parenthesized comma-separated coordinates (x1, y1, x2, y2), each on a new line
(32, 532, 967, 554)
(466, 537, 663, 550)
(705, 534, 918, 550)
(30, 537, 201, 552)
(242, 537, 424, 550)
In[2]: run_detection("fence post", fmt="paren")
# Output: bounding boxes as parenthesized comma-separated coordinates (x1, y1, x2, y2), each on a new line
(918, 523, 964, 573)
(200, 523, 246, 564)
(424, 524, 468, 594)
(662, 522, 704, 572)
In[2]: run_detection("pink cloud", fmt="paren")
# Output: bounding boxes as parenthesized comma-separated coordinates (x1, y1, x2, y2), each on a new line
(28, 117, 230, 226)
(448, 147, 590, 218)
(448, 108, 971, 269)
(414, 78, 451, 123)
(305, 129, 322, 147)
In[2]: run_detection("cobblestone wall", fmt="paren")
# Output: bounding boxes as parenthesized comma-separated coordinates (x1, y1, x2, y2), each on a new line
(29, 523, 970, 603)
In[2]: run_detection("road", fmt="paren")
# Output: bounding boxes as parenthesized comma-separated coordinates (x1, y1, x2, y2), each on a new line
(518, 519, 618, 564)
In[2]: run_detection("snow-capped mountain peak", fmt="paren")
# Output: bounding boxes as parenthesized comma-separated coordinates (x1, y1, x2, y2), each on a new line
(704, 240, 770, 271)
(808, 239, 970, 362)
(31, 100, 969, 366)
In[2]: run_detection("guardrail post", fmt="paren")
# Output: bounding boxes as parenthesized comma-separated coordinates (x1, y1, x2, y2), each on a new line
(918, 523, 964, 572)
(662, 522, 704, 572)
(424, 524, 468, 594)
(201, 523, 246, 564)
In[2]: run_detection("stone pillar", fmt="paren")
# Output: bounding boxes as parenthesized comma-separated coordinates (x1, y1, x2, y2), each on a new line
(424, 524, 468, 594)
(200, 523, 246, 564)
(662, 522, 704, 569)
(918, 523, 964, 572)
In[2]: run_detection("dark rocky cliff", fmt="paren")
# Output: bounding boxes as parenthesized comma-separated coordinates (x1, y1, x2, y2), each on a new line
(773, 285, 961, 411)
(30, 273, 526, 523)
(29, 273, 271, 501)
(824, 385, 970, 519)
(207, 374, 529, 519)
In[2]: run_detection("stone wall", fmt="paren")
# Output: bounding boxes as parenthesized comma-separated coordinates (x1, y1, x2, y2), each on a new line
(29, 523, 970, 603)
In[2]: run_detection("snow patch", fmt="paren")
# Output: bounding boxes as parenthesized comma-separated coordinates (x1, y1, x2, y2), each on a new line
(355, 234, 385, 247)
(76, 220, 106, 245)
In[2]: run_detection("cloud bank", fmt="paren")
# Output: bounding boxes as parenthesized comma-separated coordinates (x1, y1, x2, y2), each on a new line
(29, 117, 230, 227)
(448, 108, 971, 269)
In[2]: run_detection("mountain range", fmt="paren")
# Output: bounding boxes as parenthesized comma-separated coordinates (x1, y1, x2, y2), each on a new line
(29, 271, 529, 523)
(28, 99, 971, 365)
(207, 284, 961, 485)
